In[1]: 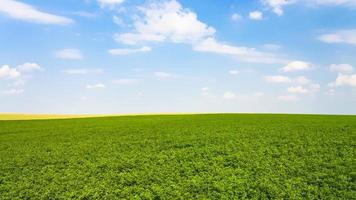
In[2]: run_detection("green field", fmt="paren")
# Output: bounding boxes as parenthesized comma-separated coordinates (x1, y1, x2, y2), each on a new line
(0, 114, 355, 199)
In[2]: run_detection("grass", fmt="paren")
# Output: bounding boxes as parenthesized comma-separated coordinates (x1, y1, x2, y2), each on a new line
(0, 114, 355, 199)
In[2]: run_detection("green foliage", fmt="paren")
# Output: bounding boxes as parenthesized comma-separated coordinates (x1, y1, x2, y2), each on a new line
(0, 114, 355, 199)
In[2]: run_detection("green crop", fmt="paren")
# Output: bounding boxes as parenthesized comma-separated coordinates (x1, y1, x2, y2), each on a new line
(0, 114, 355, 199)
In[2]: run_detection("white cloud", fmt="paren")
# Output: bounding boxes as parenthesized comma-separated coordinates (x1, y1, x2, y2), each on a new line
(265, 74, 319, 95)
(63, 69, 103, 75)
(86, 83, 106, 89)
(0, 0, 73, 25)
(287, 86, 308, 94)
(0, 65, 21, 79)
(330, 64, 354, 73)
(116, 33, 165, 45)
(229, 70, 240, 75)
(223, 91, 236, 99)
(249, 11, 263, 20)
(114, 0, 285, 64)
(113, 79, 139, 85)
(261, 0, 295, 16)
(108, 46, 151, 55)
(265, 75, 317, 88)
(1, 88, 24, 95)
(201, 87, 210, 92)
(264, 75, 292, 83)
(262, 0, 356, 16)
(318, 30, 356, 45)
(55, 49, 83, 60)
(154, 71, 173, 80)
(193, 37, 286, 64)
(17, 62, 41, 72)
(231, 13, 242, 21)
(312, 0, 356, 7)
(287, 83, 320, 94)
(278, 95, 297, 101)
(281, 61, 311, 72)
(330, 73, 356, 87)
(115, 0, 215, 45)
(113, 15, 124, 26)
(0, 62, 42, 86)
(294, 76, 311, 85)
(98, 0, 125, 8)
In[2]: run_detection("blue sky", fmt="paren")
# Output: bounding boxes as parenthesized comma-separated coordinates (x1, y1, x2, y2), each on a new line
(0, 0, 356, 114)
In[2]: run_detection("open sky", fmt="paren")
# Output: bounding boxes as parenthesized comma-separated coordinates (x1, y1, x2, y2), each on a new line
(0, 0, 355, 114)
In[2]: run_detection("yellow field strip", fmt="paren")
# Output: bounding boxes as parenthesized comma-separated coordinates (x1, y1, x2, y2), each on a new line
(0, 113, 199, 120)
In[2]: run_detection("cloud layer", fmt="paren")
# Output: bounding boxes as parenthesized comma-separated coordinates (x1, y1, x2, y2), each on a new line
(0, 0, 73, 25)
(114, 0, 285, 64)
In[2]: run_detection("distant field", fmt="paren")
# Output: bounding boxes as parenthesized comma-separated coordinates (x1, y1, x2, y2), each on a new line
(0, 113, 191, 120)
(0, 114, 93, 120)
(0, 114, 355, 199)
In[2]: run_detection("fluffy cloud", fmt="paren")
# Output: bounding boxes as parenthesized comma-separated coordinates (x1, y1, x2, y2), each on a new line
(318, 30, 356, 45)
(97, 0, 125, 8)
(55, 49, 83, 60)
(281, 61, 311, 72)
(193, 37, 286, 64)
(261, 0, 294, 16)
(1, 88, 24, 95)
(116, 0, 215, 45)
(108, 46, 151, 55)
(0, 65, 21, 79)
(17, 63, 41, 72)
(262, 0, 356, 16)
(264, 75, 292, 83)
(330, 73, 356, 87)
(0, 63, 41, 79)
(287, 86, 308, 94)
(229, 70, 239, 75)
(0, 62, 41, 94)
(86, 83, 106, 89)
(265, 74, 319, 95)
(287, 84, 320, 94)
(312, 0, 356, 7)
(223, 91, 237, 99)
(201, 87, 210, 92)
(330, 64, 354, 73)
(265, 75, 314, 86)
(231, 13, 242, 21)
(63, 69, 103, 75)
(0, 0, 73, 25)
(112, 79, 139, 85)
(294, 76, 311, 85)
(249, 11, 263, 20)
(115, 0, 285, 64)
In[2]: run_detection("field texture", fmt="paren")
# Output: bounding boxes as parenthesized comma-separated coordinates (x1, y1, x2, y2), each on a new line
(0, 114, 355, 199)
